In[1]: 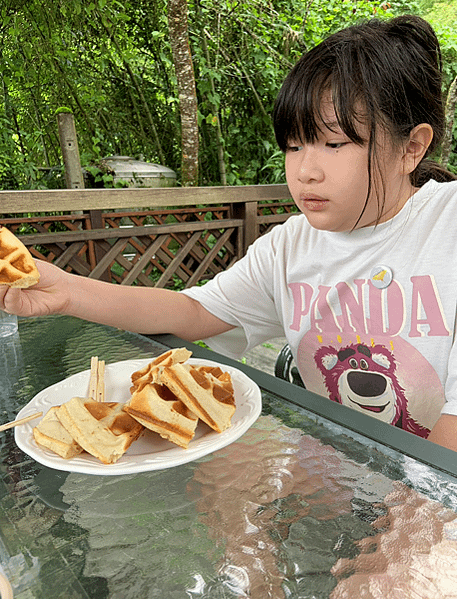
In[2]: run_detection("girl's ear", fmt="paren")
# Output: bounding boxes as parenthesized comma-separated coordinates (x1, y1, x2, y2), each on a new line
(402, 123, 434, 174)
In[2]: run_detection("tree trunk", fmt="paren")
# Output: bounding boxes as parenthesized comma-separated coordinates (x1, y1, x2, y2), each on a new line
(441, 74, 457, 168)
(168, 0, 199, 186)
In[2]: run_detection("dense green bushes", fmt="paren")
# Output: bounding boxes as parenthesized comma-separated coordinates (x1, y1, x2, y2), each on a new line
(0, 0, 455, 190)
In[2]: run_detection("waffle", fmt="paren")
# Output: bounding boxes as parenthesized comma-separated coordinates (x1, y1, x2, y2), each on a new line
(130, 348, 192, 393)
(33, 406, 84, 459)
(158, 363, 236, 433)
(0, 225, 40, 288)
(124, 382, 198, 449)
(56, 397, 144, 464)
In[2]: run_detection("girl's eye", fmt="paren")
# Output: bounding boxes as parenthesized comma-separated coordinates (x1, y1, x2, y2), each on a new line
(287, 144, 303, 153)
(326, 142, 347, 149)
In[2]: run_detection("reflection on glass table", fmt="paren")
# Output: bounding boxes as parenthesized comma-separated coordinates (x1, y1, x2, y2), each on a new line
(1, 315, 457, 599)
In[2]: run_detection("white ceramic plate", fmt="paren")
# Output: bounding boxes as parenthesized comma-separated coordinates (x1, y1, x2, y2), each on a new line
(14, 357, 262, 476)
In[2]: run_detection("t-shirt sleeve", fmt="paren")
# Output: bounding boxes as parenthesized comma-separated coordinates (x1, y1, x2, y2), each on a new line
(180, 229, 285, 359)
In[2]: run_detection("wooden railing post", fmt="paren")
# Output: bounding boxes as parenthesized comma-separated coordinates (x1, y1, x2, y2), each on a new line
(88, 209, 111, 281)
(56, 112, 111, 279)
(231, 200, 258, 256)
(56, 111, 85, 190)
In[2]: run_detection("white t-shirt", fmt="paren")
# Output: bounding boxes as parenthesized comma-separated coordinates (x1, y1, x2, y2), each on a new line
(182, 179, 457, 436)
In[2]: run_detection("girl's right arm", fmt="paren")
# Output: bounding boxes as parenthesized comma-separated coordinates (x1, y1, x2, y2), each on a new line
(427, 414, 457, 452)
(0, 260, 234, 341)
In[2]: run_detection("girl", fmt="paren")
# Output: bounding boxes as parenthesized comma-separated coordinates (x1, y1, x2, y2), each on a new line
(2, 15, 457, 449)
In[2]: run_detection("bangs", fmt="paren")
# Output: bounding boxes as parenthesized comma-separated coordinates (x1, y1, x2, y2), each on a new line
(273, 36, 375, 152)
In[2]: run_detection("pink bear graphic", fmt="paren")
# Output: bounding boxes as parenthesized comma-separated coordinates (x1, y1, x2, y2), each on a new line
(314, 342, 429, 438)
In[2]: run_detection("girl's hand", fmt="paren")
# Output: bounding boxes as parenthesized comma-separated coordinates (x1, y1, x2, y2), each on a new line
(0, 258, 234, 339)
(0, 260, 71, 317)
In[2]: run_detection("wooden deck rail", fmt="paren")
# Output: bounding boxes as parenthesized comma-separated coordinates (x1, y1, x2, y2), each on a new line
(0, 184, 294, 288)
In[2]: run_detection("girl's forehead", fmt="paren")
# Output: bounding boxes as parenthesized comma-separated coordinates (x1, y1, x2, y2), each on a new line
(316, 93, 337, 123)
(317, 95, 366, 135)
(316, 99, 337, 127)
(316, 91, 373, 139)
(306, 96, 344, 137)
(320, 93, 336, 115)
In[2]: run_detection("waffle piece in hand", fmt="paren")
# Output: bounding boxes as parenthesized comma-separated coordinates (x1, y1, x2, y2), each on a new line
(33, 406, 84, 459)
(0, 226, 40, 288)
(124, 383, 198, 449)
(56, 398, 144, 464)
(130, 348, 192, 393)
(159, 363, 236, 433)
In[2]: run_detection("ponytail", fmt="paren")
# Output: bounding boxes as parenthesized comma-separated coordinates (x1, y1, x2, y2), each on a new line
(411, 159, 457, 186)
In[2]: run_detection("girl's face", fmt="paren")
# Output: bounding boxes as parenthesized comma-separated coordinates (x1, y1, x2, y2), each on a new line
(285, 102, 416, 232)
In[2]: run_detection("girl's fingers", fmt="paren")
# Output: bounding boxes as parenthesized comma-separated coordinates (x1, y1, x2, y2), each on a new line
(2, 287, 25, 315)
(0, 285, 8, 309)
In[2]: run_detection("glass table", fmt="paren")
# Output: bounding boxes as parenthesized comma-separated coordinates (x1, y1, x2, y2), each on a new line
(1, 315, 457, 599)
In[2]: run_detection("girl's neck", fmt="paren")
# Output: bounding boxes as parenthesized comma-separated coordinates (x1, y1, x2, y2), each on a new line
(362, 182, 419, 229)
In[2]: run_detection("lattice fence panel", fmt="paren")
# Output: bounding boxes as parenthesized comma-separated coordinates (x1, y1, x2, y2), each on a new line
(2, 199, 296, 289)
(2, 207, 243, 290)
(257, 200, 298, 236)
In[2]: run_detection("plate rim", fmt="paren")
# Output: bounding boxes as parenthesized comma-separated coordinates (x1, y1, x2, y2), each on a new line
(14, 356, 262, 475)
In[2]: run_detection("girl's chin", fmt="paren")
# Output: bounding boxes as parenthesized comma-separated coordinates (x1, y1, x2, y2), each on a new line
(301, 212, 352, 232)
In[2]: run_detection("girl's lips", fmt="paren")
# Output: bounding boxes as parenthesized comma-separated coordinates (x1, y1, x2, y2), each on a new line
(300, 195, 328, 210)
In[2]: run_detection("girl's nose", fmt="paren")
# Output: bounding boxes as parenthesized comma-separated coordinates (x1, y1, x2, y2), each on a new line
(297, 147, 324, 183)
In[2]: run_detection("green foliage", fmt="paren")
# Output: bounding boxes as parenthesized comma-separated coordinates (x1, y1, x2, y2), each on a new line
(411, 0, 457, 86)
(0, 0, 455, 191)
(55, 107, 73, 115)
(448, 116, 457, 174)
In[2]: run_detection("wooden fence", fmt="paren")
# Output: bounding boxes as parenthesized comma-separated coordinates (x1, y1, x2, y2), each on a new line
(0, 184, 294, 289)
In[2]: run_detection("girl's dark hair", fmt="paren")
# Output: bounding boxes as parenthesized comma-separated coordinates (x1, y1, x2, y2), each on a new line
(274, 15, 456, 223)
